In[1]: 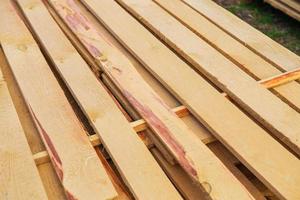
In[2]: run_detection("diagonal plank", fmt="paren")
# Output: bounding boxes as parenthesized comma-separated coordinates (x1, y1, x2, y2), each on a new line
(48, 0, 257, 199)
(0, 67, 48, 200)
(154, 0, 300, 112)
(0, 1, 117, 199)
(78, 0, 300, 199)
(117, 0, 300, 156)
(182, 0, 300, 72)
(17, 0, 181, 199)
(265, 0, 300, 21)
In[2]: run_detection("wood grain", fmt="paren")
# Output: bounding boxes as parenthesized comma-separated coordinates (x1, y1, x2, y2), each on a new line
(18, 0, 181, 199)
(49, 0, 258, 199)
(0, 1, 117, 199)
(155, 0, 300, 112)
(118, 0, 300, 156)
(78, 0, 300, 199)
(0, 64, 48, 200)
(182, 0, 300, 71)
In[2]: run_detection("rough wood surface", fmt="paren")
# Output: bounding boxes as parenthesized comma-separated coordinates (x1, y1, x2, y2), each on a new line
(118, 0, 300, 156)
(50, 0, 257, 199)
(18, 0, 181, 199)
(0, 1, 117, 199)
(0, 66, 48, 200)
(182, 0, 300, 71)
(79, 0, 300, 199)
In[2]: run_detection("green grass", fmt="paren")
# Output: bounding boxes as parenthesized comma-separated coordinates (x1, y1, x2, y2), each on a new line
(222, 0, 300, 55)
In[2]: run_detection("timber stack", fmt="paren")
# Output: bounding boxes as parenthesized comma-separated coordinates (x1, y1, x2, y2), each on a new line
(0, 0, 299, 199)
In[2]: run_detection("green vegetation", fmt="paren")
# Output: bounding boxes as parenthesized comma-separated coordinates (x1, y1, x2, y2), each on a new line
(218, 0, 300, 55)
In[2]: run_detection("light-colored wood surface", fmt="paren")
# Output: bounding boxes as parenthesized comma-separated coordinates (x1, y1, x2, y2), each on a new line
(0, 67, 48, 200)
(0, 44, 67, 200)
(79, 0, 300, 199)
(182, 0, 300, 71)
(151, 148, 208, 200)
(265, 0, 300, 21)
(119, 0, 300, 156)
(18, 0, 181, 199)
(155, 0, 300, 112)
(0, 1, 117, 199)
(50, 0, 256, 199)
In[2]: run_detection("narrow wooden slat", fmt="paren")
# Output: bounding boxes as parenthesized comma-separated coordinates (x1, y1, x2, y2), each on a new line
(265, 0, 300, 21)
(0, 46, 67, 200)
(50, 0, 256, 199)
(151, 148, 208, 199)
(78, 0, 300, 199)
(276, 0, 300, 13)
(259, 67, 300, 89)
(0, 1, 117, 199)
(155, 0, 300, 112)
(182, 0, 300, 71)
(118, 0, 300, 156)
(18, 0, 181, 199)
(0, 67, 48, 200)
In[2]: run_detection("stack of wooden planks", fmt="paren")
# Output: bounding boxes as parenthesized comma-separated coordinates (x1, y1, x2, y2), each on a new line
(264, 0, 300, 21)
(0, 0, 299, 199)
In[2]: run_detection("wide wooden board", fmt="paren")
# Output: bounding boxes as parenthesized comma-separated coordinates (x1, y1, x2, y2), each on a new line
(49, 0, 257, 199)
(118, 0, 300, 156)
(0, 1, 117, 199)
(155, 0, 300, 112)
(17, 0, 181, 199)
(79, 0, 300, 199)
(182, 0, 300, 71)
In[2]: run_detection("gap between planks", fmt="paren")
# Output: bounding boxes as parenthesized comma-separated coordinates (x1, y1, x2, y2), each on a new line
(33, 66, 300, 165)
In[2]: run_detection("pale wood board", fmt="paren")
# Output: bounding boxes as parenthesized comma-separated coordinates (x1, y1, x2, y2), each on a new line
(79, 0, 300, 199)
(278, 0, 300, 12)
(155, 0, 300, 112)
(50, 0, 256, 199)
(17, 0, 181, 199)
(38, 163, 67, 200)
(182, 0, 300, 71)
(0, 66, 48, 200)
(207, 142, 266, 200)
(0, 1, 117, 199)
(0, 45, 66, 200)
(118, 0, 300, 156)
(151, 148, 208, 199)
(265, 0, 300, 21)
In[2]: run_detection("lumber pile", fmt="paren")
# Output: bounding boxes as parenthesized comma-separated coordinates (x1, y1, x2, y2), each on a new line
(0, 0, 299, 199)
(264, 0, 300, 21)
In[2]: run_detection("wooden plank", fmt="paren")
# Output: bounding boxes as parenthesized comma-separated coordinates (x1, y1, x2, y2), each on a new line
(0, 67, 48, 200)
(50, 0, 257, 199)
(182, 0, 300, 71)
(277, 0, 300, 13)
(118, 0, 300, 156)
(151, 148, 208, 199)
(78, 0, 300, 199)
(38, 163, 67, 200)
(0, 45, 67, 200)
(208, 142, 266, 200)
(265, 0, 300, 21)
(0, 1, 117, 199)
(259, 67, 300, 89)
(17, 0, 181, 199)
(155, 0, 300, 112)
(95, 148, 132, 200)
